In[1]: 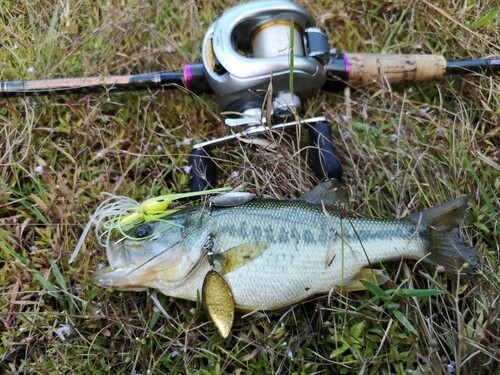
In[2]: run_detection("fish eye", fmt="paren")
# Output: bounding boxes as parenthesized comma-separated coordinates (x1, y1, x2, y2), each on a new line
(134, 224, 152, 239)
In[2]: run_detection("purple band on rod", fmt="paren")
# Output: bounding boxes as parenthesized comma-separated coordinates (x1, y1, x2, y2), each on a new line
(183, 64, 192, 90)
(342, 53, 350, 81)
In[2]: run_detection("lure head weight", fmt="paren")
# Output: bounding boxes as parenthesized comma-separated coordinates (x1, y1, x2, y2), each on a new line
(202, 0, 330, 119)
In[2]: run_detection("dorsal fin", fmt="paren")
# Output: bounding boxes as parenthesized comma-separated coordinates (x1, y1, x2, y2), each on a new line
(297, 179, 347, 206)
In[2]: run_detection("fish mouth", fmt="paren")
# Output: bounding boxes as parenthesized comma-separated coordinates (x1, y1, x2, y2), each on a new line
(90, 266, 149, 291)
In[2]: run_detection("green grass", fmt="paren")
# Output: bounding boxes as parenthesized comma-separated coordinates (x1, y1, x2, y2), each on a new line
(1, 0, 499, 373)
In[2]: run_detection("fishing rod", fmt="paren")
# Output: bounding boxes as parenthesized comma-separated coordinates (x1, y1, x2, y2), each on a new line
(1, 55, 497, 98)
(1, 0, 498, 191)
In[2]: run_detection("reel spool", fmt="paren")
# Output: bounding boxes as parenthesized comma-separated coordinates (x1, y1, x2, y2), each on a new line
(202, 0, 330, 119)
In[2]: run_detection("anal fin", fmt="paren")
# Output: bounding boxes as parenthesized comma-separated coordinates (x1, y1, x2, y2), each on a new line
(342, 268, 389, 292)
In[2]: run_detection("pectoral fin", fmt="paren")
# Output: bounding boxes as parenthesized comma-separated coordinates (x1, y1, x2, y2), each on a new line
(342, 268, 389, 292)
(218, 242, 268, 275)
(202, 270, 235, 338)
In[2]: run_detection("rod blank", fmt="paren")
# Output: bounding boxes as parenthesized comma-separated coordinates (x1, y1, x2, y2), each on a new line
(0, 71, 185, 97)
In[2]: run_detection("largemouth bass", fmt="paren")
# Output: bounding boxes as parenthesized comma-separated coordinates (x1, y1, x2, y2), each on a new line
(91, 183, 477, 337)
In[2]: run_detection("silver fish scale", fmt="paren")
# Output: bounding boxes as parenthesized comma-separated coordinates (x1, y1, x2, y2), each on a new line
(194, 200, 425, 310)
(207, 200, 416, 246)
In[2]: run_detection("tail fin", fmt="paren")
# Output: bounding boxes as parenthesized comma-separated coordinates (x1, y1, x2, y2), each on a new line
(407, 198, 479, 276)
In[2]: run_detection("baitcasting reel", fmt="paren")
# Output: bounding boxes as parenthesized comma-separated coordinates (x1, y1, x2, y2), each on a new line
(190, 0, 341, 191)
(202, 0, 329, 117)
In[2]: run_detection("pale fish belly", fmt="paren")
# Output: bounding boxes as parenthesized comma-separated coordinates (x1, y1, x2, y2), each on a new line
(206, 201, 426, 311)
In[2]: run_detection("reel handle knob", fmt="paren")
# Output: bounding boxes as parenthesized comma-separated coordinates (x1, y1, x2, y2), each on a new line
(189, 148, 217, 192)
(309, 121, 343, 181)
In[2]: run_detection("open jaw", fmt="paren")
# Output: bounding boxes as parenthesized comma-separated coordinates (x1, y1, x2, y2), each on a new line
(90, 265, 152, 291)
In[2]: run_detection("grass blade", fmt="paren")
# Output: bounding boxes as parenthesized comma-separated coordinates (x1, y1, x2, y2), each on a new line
(393, 309, 418, 336)
(390, 289, 444, 297)
(360, 279, 390, 299)
(472, 7, 498, 28)
(45, 7, 59, 66)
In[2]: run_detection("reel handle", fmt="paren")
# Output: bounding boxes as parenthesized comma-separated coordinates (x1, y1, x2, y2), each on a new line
(189, 148, 217, 192)
(309, 121, 343, 181)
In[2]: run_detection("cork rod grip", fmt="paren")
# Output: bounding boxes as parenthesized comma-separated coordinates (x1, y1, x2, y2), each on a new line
(345, 53, 447, 86)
